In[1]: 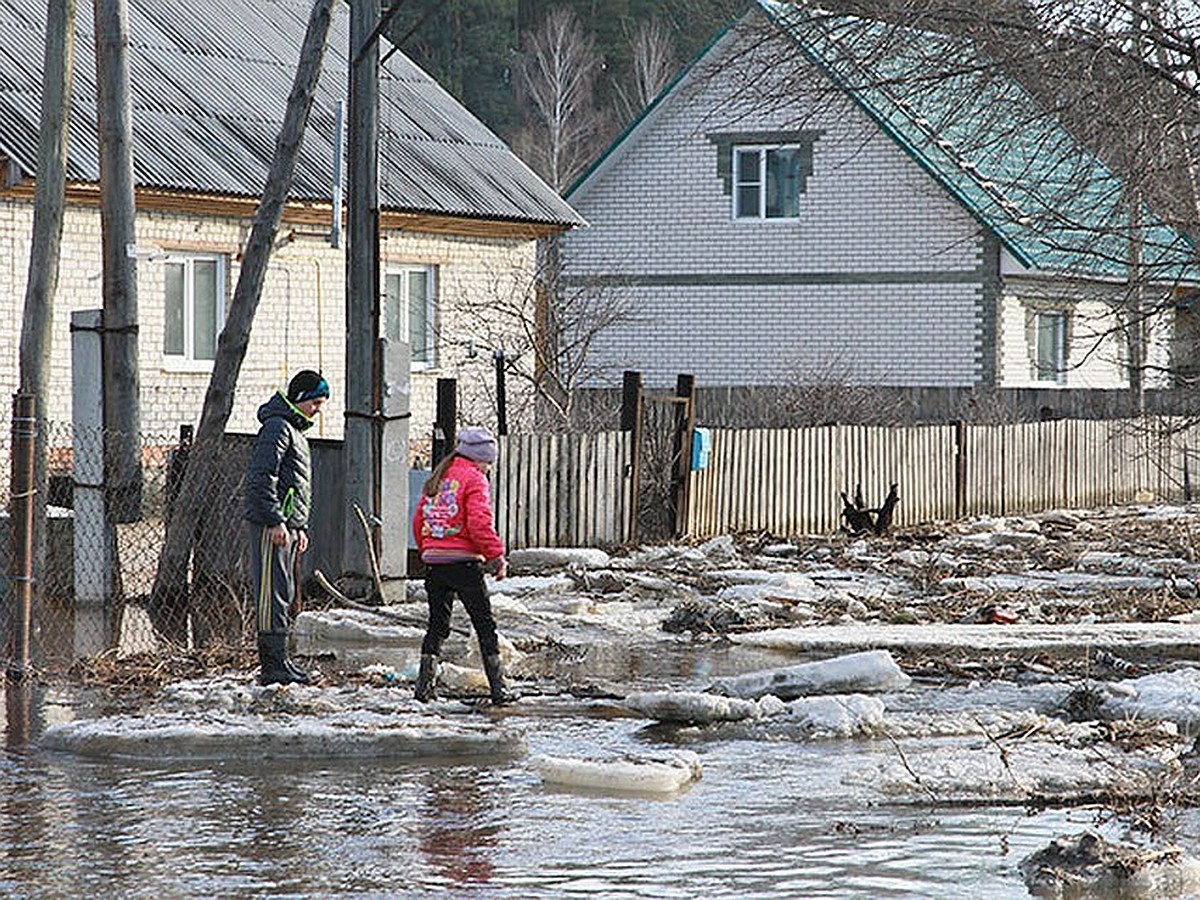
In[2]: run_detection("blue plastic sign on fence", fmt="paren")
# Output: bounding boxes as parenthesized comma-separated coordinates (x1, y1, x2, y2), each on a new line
(692, 427, 712, 470)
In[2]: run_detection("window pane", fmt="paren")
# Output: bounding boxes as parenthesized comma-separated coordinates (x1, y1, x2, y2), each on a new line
(409, 271, 430, 363)
(736, 149, 760, 184)
(383, 274, 402, 342)
(164, 263, 185, 355)
(765, 147, 802, 218)
(1036, 313, 1065, 382)
(192, 260, 218, 360)
(736, 186, 760, 219)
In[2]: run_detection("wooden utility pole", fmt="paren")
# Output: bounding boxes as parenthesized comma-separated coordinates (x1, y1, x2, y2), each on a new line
(93, 0, 142, 522)
(18, 0, 75, 582)
(343, 0, 383, 577)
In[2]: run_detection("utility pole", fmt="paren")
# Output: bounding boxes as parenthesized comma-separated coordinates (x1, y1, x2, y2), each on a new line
(343, 0, 380, 578)
(93, 0, 142, 522)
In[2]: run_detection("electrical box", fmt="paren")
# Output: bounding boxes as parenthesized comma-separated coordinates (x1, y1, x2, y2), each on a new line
(692, 427, 712, 470)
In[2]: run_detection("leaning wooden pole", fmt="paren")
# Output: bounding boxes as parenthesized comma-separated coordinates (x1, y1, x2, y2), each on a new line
(7, 393, 37, 681)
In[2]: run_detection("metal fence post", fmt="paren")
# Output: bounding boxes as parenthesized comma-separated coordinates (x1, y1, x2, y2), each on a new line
(7, 392, 36, 681)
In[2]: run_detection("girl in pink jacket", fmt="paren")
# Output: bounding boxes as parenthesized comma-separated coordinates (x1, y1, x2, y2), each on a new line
(411, 426, 511, 704)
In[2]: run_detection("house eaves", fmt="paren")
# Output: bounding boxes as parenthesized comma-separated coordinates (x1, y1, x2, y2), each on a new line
(0, 0, 582, 232)
(758, 0, 1197, 284)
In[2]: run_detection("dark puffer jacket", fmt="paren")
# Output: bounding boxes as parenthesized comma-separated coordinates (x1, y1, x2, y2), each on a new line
(243, 391, 314, 530)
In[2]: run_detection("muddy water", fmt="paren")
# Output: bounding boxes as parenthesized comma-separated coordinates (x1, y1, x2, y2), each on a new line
(2, 675, 1183, 900)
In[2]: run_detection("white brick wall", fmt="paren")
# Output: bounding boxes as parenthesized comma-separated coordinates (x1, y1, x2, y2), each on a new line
(0, 198, 539, 448)
(563, 28, 992, 389)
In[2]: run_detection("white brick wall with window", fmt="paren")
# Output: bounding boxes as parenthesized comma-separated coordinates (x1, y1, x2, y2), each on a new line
(563, 28, 993, 389)
(0, 199, 539, 449)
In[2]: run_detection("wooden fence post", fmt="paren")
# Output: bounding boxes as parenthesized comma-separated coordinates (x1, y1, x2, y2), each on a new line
(954, 420, 967, 520)
(621, 370, 642, 542)
(670, 374, 696, 538)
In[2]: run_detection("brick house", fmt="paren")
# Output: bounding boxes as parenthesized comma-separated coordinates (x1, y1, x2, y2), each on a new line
(0, 0, 580, 446)
(560, 0, 1196, 398)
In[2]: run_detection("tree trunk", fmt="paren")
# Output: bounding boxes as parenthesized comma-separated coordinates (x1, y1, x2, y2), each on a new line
(18, 0, 75, 592)
(148, 0, 336, 643)
(93, 0, 143, 523)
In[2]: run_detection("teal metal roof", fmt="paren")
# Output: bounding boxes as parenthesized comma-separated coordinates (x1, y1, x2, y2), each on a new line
(759, 0, 1196, 282)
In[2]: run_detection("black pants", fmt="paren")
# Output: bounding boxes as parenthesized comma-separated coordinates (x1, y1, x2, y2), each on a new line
(422, 561, 499, 658)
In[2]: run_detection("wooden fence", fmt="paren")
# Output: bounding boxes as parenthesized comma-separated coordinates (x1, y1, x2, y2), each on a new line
(687, 417, 1200, 538)
(494, 431, 634, 549)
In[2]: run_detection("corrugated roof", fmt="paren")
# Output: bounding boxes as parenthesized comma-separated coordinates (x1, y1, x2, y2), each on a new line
(758, 0, 1195, 281)
(0, 0, 581, 228)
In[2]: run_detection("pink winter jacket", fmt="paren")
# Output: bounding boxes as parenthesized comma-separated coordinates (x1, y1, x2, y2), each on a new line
(412, 455, 506, 564)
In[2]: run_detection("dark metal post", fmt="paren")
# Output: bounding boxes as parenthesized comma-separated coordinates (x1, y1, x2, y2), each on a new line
(954, 420, 967, 519)
(620, 370, 643, 542)
(494, 349, 508, 436)
(7, 393, 36, 681)
(433, 378, 457, 466)
(669, 374, 696, 539)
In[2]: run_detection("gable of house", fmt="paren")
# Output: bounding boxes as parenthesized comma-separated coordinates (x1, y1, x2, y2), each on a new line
(562, 2, 1196, 394)
(562, 9, 997, 389)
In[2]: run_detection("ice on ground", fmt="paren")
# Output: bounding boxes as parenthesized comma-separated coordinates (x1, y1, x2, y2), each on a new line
(293, 608, 424, 647)
(532, 749, 702, 794)
(508, 547, 612, 571)
(785, 694, 886, 737)
(488, 573, 576, 598)
(846, 738, 1180, 804)
(624, 691, 780, 724)
(38, 675, 525, 761)
(41, 711, 524, 761)
(1102, 668, 1200, 730)
(709, 649, 911, 700)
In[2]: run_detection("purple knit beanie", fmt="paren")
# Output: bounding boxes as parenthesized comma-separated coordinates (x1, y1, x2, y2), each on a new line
(456, 426, 497, 463)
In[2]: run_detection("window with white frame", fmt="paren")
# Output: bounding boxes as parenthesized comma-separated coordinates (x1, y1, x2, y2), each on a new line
(734, 145, 805, 219)
(383, 266, 437, 368)
(1034, 310, 1067, 384)
(163, 253, 225, 365)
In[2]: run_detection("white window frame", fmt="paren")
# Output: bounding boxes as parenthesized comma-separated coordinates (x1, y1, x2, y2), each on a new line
(732, 144, 805, 220)
(1033, 310, 1067, 384)
(383, 265, 437, 369)
(162, 253, 226, 371)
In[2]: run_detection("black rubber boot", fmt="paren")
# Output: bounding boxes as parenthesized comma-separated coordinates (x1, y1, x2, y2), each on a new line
(414, 654, 438, 702)
(483, 653, 514, 705)
(258, 633, 307, 686)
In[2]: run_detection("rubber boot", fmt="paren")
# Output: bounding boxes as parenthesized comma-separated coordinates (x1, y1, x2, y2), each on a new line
(483, 653, 514, 706)
(414, 654, 438, 702)
(258, 633, 307, 686)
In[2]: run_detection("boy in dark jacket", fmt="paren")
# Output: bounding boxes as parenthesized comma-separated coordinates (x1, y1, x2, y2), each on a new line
(244, 370, 328, 685)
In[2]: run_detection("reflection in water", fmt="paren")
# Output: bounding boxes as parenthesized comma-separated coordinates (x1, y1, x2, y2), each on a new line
(4, 687, 1200, 897)
(417, 768, 500, 885)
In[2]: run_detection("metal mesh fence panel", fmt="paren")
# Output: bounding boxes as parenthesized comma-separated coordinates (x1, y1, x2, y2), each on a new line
(0, 421, 259, 678)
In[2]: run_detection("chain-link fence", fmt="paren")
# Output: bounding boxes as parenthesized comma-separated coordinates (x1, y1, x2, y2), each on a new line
(0, 420, 264, 678)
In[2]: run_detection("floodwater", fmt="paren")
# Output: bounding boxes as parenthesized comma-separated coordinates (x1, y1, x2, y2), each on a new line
(1, 672, 1182, 900)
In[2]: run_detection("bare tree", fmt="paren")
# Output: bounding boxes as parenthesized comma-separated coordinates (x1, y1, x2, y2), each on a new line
(613, 15, 678, 123)
(19, 0, 75, 582)
(515, 7, 607, 192)
(444, 239, 639, 431)
(149, 0, 335, 645)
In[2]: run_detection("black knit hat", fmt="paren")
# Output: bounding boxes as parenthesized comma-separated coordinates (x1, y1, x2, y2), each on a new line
(287, 370, 330, 403)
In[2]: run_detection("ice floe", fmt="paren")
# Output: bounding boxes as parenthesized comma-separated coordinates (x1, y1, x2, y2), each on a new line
(531, 749, 702, 794)
(708, 649, 911, 699)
